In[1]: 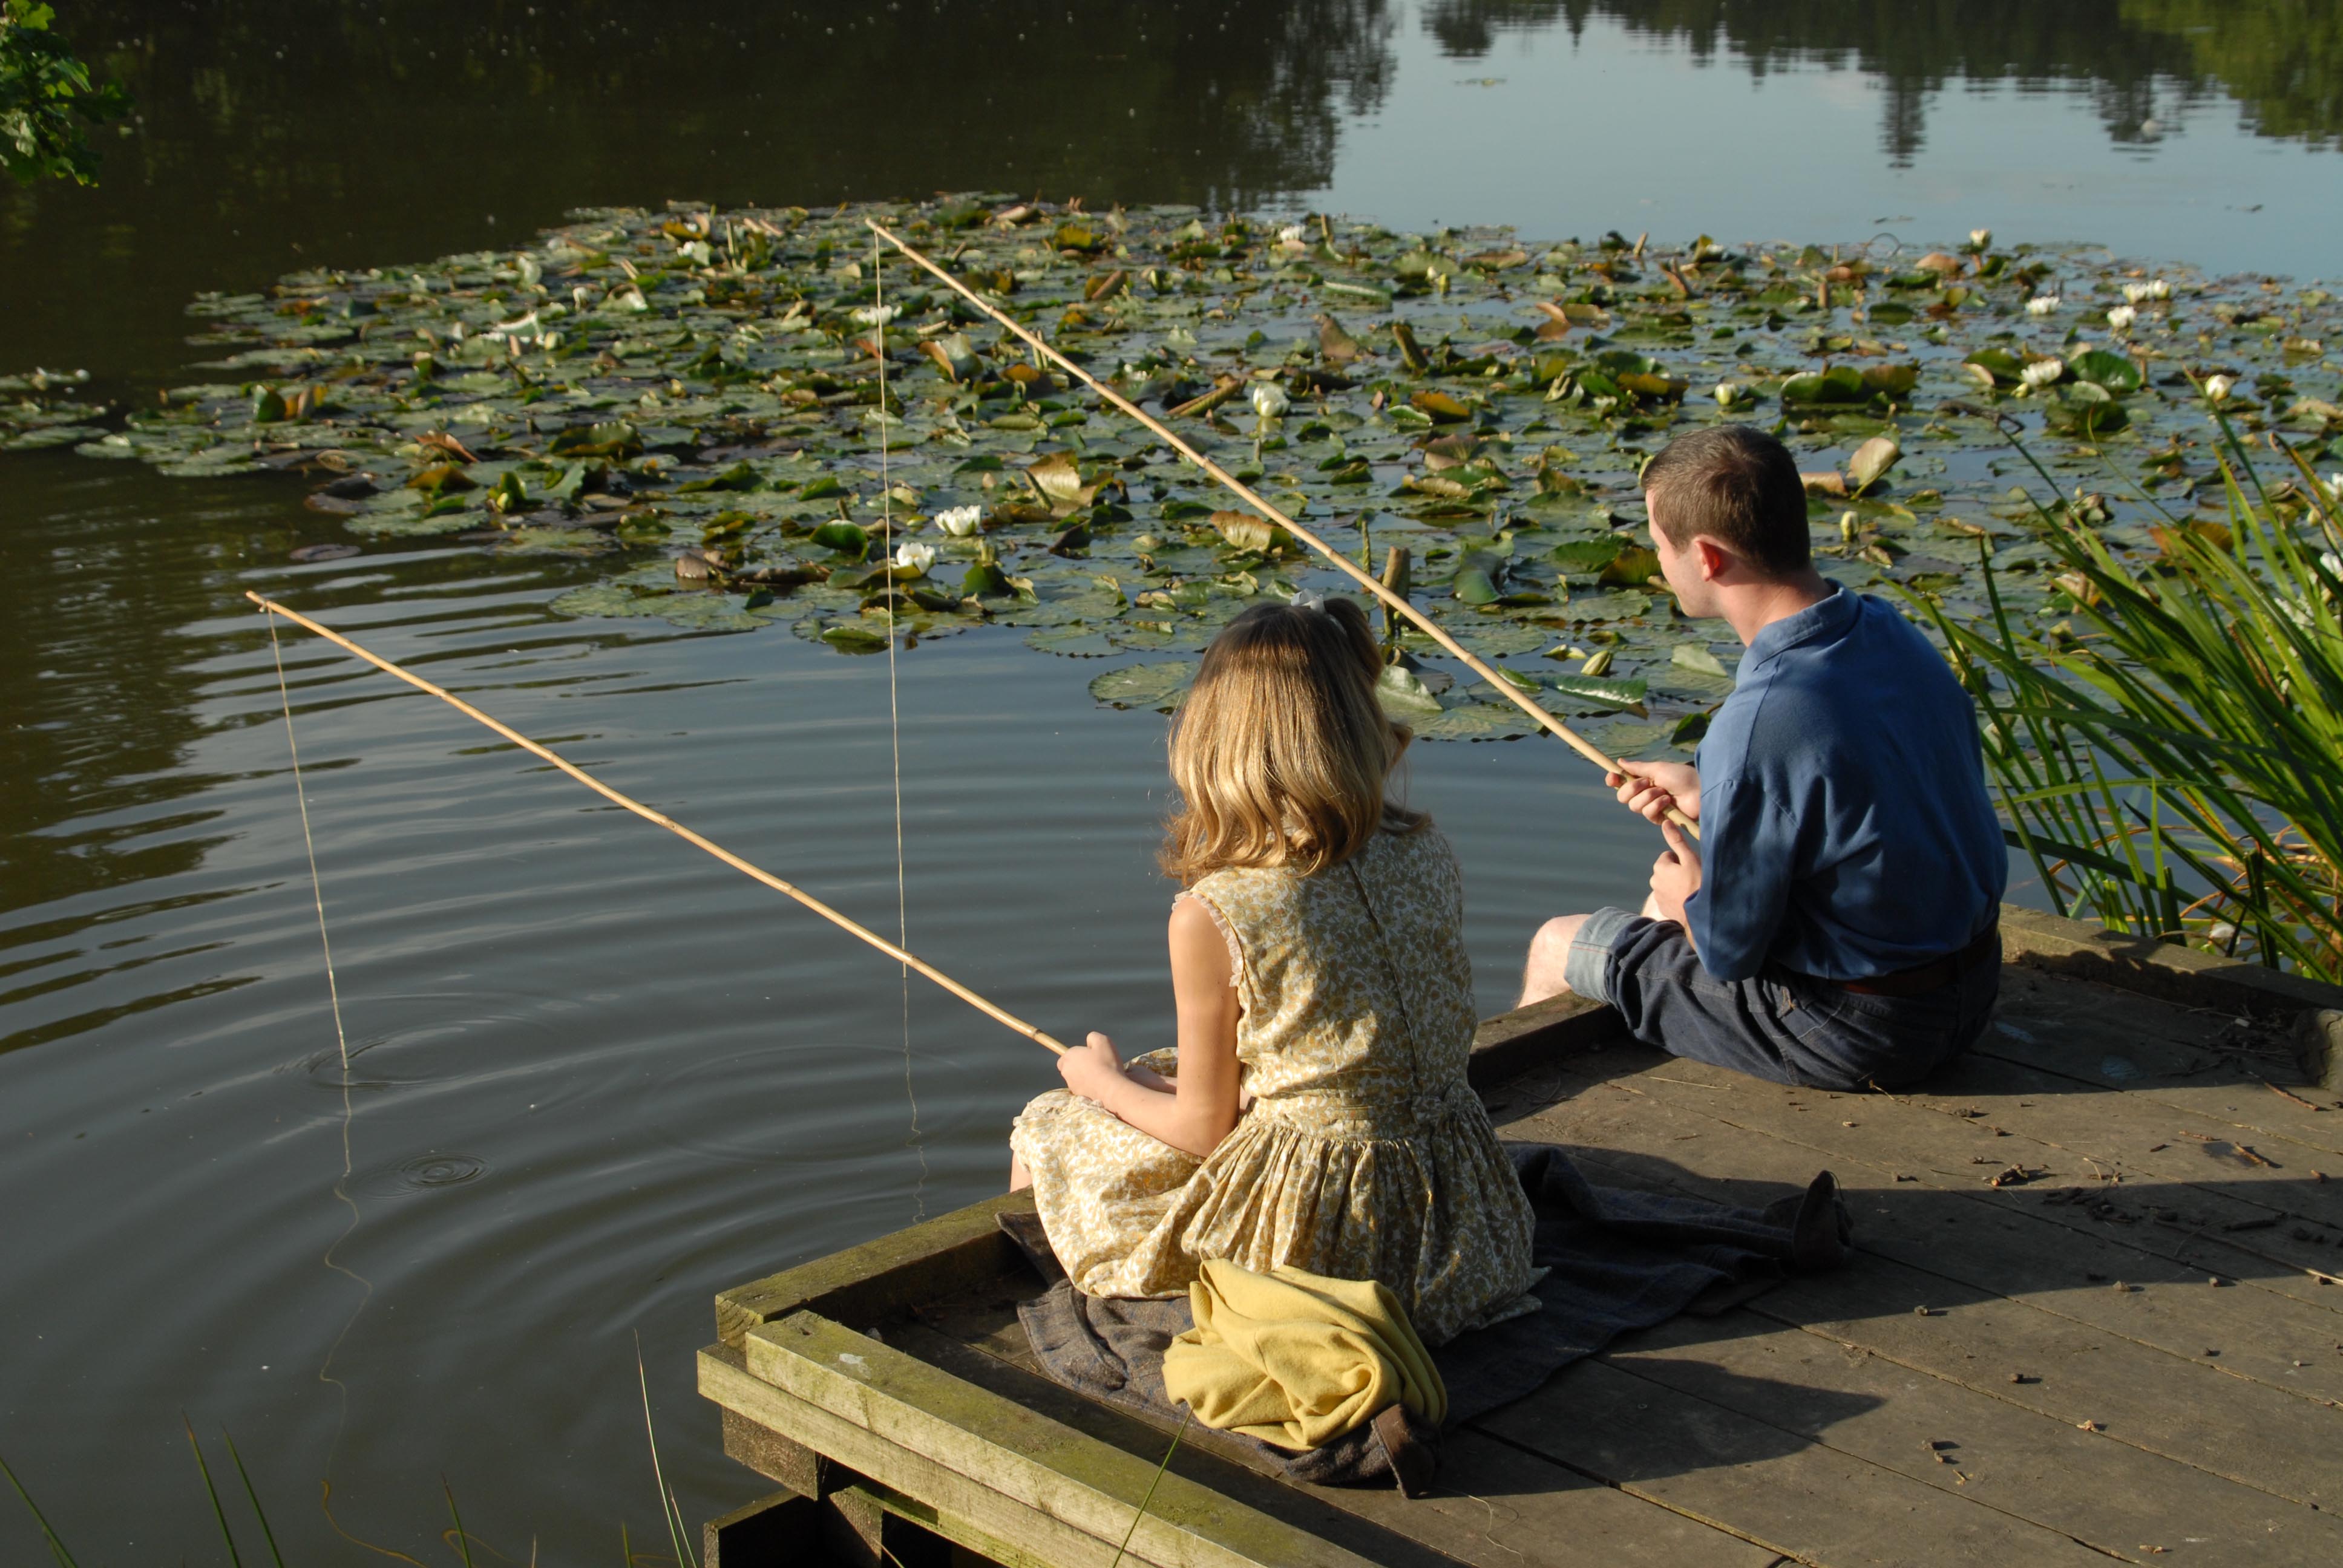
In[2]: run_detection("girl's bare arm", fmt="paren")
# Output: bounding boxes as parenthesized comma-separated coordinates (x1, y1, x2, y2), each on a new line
(1055, 898, 1242, 1157)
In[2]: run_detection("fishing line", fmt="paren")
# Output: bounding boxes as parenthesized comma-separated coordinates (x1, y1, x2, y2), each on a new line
(246, 592, 1070, 1054)
(872, 231, 929, 1218)
(865, 218, 1700, 840)
(260, 606, 373, 1461)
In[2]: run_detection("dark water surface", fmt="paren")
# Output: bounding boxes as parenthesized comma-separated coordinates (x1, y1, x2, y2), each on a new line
(7, 2, 2343, 1558)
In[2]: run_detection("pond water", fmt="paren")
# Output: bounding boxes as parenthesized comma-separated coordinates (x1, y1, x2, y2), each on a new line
(6, 2, 2343, 1559)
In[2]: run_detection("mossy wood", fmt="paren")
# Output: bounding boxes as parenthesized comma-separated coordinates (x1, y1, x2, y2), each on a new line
(701, 903, 2343, 1567)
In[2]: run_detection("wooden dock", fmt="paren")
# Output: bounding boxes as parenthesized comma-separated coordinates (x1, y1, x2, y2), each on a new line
(697, 906, 2343, 1567)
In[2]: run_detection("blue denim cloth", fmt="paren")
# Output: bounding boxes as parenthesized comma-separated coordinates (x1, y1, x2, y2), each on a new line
(1685, 587, 2007, 982)
(1581, 909, 1998, 1090)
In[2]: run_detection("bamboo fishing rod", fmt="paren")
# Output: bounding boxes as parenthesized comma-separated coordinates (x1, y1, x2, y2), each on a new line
(868, 220, 1700, 840)
(244, 591, 1071, 1055)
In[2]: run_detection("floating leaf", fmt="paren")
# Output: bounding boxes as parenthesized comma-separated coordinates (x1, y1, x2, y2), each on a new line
(1546, 673, 1650, 714)
(1026, 626, 1119, 657)
(1553, 590, 1653, 623)
(1549, 537, 1624, 573)
(1211, 509, 1293, 554)
(1414, 703, 1539, 742)
(1375, 663, 1446, 719)
(1598, 545, 1663, 587)
(1847, 435, 1901, 494)
(1089, 661, 1198, 711)
(1671, 643, 1732, 680)
(2066, 349, 2144, 395)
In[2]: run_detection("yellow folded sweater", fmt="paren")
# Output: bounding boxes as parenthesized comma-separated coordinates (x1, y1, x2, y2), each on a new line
(1160, 1258, 1448, 1449)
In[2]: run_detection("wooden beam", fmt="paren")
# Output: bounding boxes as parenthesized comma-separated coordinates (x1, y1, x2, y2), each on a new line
(736, 1314, 1383, 1568)
(716, 1189, 1036, 1347)
(700, 1489, 824, 1567)
(701, 1343, 1182, 1568)
(1999, 904, 2343, 1020)
(1468, 990, 1623, 1090)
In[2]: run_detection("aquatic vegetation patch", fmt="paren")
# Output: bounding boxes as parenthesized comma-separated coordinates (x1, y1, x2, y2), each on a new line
(23, 199, 2343, 746)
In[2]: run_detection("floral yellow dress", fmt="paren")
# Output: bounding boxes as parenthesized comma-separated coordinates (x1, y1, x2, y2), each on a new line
(1009, 826, 1539, 1346)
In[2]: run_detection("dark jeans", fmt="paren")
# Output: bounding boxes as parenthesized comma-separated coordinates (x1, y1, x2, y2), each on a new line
(1566, 908, 1999, 1091)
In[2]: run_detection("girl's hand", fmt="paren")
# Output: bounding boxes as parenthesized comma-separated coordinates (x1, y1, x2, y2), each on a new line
(1057, 1031, 1129, 1106)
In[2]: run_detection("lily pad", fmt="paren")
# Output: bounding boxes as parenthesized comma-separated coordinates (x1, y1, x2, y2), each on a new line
(1375, 663, 1446, 719)
(1089, 661, 1198, 711)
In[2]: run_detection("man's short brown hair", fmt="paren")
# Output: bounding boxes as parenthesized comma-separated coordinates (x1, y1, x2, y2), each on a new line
(1639, 425, 1811, 576)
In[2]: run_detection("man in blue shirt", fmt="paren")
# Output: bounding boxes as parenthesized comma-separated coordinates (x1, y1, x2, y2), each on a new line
(1518, 424, 2006, 1089)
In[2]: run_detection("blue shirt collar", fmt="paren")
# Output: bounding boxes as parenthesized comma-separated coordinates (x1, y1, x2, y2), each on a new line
(1738, 585, 1854, 682)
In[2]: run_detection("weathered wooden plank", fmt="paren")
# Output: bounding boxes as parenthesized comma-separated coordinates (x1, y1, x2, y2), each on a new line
(2302, 1008, 2343, 1093)
(703, 1344, 1184, 1568)
(1476, 1355, 2119, 1567)
(1513, 1065, 2343, 1402)
(739, 1315, 1381, 1568)
(1608, 1307, 2343, 1563)
(2001, 904, 2343, 1022)
(1913, 1048, 2343, 1240)
(715, 1189, 1036, 1347)
(1530, 1048, 2343, 1311)
(720, 1405, 833, 1498)
(892, 1322, 1466, 1568)
(1506, 1086, 2343, 1498)
(1754, 1259, 2343, 1509)
(1987, 969, 2343, 1157)
(900, 1316, 1778, 1568)
(701, 1489, 824, 1568)
(831, 1478, 1053, 1568)
(1467, 990, 1624, 1092)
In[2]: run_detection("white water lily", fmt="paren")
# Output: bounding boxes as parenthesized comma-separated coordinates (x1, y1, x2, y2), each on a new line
(932, 504, 984, 537)
(2121, 281, 2155, 305)
(2025, 295, 2060, 315)
(1713, 381, 1740, 407)
(851, 303, 901, 328)
(1249, 382, 1291, 419)
(2106, 304, 2138, 330)
(2204, 373, 2236, 402)
(2020, 359, 2064, 391)
(678, 239, 713, 267)
(1277, 223, 1308, 243)
(2147, 278, 2173, 300)
(1969, 227, 1993, 250)
(892, 541, 937, 574)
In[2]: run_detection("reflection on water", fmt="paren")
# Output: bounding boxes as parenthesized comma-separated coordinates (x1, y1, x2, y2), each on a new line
(6, 0, 2343, 1559)
(1424, 2, 2343, 163)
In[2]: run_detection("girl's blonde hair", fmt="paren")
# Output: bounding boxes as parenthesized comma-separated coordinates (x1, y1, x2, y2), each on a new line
(1161, 597, 1426, 883)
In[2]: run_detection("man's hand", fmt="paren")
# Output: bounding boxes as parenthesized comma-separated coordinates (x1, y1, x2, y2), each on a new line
(1650, 820, 1703, 939)
(1608, 759, 1701, 826)
(1057, 1031, 1129, 1106)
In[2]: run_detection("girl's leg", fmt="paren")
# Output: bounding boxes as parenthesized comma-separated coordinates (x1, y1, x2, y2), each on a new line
(1009, 1148, 1032, 1192)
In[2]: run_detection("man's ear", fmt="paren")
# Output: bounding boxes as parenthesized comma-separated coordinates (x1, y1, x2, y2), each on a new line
(1695, 536, 1732, 582)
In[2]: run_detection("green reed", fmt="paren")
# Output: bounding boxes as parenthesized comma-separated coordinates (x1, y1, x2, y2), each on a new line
(1912, 413, 2343, 980)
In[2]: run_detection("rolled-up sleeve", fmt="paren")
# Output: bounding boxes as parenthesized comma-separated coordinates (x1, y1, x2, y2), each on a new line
(1684, 777, 1799, 981)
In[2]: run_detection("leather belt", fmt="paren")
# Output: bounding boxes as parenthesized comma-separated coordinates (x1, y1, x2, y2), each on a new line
(1798, 922, 2001, 999)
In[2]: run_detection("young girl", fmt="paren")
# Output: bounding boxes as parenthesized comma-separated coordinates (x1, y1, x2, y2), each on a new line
(1009, 596, 1539, 1347)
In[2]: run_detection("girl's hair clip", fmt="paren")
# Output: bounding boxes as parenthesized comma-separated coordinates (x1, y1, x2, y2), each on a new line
(1289, 589, 1328, 612)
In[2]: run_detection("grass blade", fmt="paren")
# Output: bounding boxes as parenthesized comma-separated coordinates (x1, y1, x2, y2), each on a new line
(635, 1331, 699, 1568)
(1108, 1408, 1191, 1568)
(442, 1477, 477, 1568)
(183, 1416, 247, 1568)
(220, 1430, 287, 1568)
(0, 1451, 79, 1568)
